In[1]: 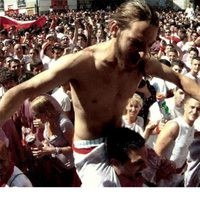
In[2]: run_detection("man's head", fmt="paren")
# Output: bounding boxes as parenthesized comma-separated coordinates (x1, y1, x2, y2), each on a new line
(9, 59, 22, 76)
(0, 69, 18, 91)
(111, 0, 159, 31)
(14, 44, 23, 56)
(29, 61, 44, 75)
(106, 127, 147, 181)
(60, 35, 70, 48)
(3, 56, 13, 68)
(183, 97, 200, 126)
(166, 48, 178, 63)
(190, 57, 200, 77)
(188, 47, 199, 61)
(125, 94, 143, 121)
(171, 60, 185, 74)
(77, 34, 87, 49)
(110, 0, 159, 69)
(52, 46, 63, 60)
(173, 87, 186, 108)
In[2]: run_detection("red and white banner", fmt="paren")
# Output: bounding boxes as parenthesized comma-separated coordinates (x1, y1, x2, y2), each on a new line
(0, 15, 47, 30)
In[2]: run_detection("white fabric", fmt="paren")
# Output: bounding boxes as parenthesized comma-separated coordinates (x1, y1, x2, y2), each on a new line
(43, 113, 74, 169)
(165, 117, 195, 168)
(147, 102, 162, 148)
(6, 166, 32, 187)
(0, 86, 5, 99)
(51, 87, 71, 112)
(13, 54, 30, 64)
(184, 139, 200, 187)
(158, 117, 195, 186)
(149, 77, 167, 97)
(41, 55, 53, 70)
(121, 115, 144, 136)
(165, 97, 184, 119)
(185, 72, 200, 85)
(74, 143, 121, 187)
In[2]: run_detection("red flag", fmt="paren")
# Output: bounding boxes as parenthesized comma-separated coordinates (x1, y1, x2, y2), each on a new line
(0, 15, 47, 30)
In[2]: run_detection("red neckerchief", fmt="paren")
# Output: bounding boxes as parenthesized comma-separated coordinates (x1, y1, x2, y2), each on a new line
(0, 162, 14, 187)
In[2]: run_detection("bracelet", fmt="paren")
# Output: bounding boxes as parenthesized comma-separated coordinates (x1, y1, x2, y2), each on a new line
(55, 147, 61, 154)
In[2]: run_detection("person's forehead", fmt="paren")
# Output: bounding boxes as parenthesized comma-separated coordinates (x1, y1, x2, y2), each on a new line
(168, 51, 176, 55)
(6, 58, 12, 62)
(192, 59, 200, 64)
(173, 65, 181, 69)
(15, 45, 22, 49)
(186, 98, 200, 107)
(127, 21, 158, 43)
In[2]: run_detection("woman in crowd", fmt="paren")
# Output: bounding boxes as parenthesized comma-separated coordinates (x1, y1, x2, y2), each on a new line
(30, 94, 80, 187)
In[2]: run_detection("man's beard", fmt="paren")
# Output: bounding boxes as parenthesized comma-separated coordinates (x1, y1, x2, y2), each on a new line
(115, 36, 141, 71)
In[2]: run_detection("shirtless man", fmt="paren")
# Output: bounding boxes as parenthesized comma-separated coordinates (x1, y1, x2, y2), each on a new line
(0, 0, 200, 184)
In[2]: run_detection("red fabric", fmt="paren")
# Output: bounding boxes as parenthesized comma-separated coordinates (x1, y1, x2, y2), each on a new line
(72, 144, 96, 154)
(165, 36, 181, 43)
(0, 162, 14, 187)
(0, 16, 47, 31)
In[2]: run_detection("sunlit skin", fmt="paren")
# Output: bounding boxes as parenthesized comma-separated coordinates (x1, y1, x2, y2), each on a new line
(190, 59, 200, 77)
(1, 18, 200, 146)
(155, 98, 200, 157)
(125, 101, 142, 123)
(183, 98, 200, 126)
(114, 21, 157, 70)
(174, 89, 186, 107)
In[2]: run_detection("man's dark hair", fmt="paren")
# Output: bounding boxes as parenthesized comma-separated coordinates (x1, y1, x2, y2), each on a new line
(188, 47, 199, 55)
(0, 69, 18, 84)
(191, 56, 200, 62)
(171, 60, 185, 69)
(159, 59, 171, 67)
(106, 127, 145, 164)
(18, 71, 34, 84)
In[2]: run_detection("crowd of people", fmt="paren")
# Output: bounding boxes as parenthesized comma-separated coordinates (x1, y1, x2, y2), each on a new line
(0, 0, 200, 187)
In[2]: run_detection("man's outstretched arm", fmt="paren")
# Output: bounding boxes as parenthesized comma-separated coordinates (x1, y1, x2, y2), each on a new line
(0, 52, 86, 127)
(145, 57, 200, 101)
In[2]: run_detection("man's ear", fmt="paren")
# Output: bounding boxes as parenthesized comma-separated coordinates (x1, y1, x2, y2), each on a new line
(109, 20, 120, 38)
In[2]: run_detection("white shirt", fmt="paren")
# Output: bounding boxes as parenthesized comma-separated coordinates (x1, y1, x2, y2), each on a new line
(51, 87, 71, 112)
(74, 143, 121, 187)
(121, 115, 144, 137)
(6, 166, 32, 187)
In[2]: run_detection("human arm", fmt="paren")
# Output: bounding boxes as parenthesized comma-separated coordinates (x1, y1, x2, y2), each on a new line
(0, 51, 88, 127)
(143, 121, 158, 140)
(154, 120, 179, 157)
(145, 57, 200, 102)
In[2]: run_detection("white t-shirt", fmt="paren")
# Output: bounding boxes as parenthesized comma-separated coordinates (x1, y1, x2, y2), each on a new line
(121, 115, 144, 137)
(51, 87, 71, 112)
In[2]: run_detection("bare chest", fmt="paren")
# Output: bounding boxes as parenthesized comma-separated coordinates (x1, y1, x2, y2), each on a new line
(70, 67, 142, 114)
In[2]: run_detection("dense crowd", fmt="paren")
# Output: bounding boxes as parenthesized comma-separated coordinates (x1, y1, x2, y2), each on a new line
(0, 1, 200, 187)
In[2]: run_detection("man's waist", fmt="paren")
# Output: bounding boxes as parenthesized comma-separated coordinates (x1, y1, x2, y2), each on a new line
(73, 137, 106, 148)
(73, 137, 106, 154)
